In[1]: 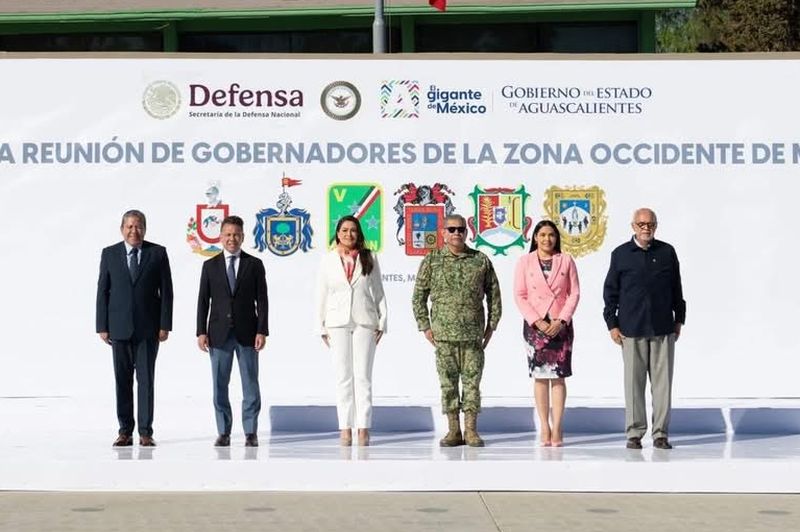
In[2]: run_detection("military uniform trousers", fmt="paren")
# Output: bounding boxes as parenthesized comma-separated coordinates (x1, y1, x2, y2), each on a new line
(621, 334, 675, 439)
(435, 340, 485, 414)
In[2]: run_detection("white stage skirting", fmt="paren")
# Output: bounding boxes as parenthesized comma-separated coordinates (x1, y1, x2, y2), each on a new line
(2, 396, 799, 493)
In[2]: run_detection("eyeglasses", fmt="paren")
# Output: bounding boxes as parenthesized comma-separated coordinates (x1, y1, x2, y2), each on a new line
(446, 226, 467, 234)
(634, 222, 657, 229)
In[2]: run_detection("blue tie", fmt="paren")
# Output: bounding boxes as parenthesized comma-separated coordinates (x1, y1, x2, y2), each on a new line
(227, 255, 237, 294)
(129, 248, 139, 281)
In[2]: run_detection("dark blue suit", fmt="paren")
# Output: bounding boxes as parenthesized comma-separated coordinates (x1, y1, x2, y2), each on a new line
(196, 251, 268, 436)
(96, 240, 173, 437)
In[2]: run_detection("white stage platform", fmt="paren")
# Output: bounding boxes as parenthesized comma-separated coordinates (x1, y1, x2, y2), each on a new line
(3, 396, 800, 493)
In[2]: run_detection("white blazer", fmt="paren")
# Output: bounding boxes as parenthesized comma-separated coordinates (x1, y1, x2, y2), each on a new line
(315, 250, 388, 335)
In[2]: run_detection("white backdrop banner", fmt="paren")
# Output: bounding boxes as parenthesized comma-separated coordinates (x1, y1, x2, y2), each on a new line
(1, 56, 798, 402)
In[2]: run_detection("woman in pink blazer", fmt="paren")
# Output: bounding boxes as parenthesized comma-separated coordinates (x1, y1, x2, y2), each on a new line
(513, 220, 580, 447)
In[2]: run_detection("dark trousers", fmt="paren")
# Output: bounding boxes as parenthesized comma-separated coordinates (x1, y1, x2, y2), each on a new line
(112, 337, 158, 437)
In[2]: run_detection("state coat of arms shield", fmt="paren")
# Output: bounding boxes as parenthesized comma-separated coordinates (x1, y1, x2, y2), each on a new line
(467, 185, 532, 255)
(543, 185, 608, 258)
(327, 183, 383, 251)
(253, 176, 313, 257)
(186, 183, 228, 257)
(265, 215, 302, 256)
(406, 205, 445, 255)
(196, 204, 228, 244)
(393, 182, 454, 256)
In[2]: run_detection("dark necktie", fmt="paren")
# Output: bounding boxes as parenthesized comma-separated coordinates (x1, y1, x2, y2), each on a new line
(227, 255, 237, 293)
(129, 248, 139, 281)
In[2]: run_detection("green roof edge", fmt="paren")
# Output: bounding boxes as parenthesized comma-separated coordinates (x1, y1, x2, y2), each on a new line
(0, 3, 698, 23)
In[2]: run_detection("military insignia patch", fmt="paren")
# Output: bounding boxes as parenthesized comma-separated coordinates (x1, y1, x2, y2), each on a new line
(467, 185, 532, 256)
(327, 183, 383, 251)
(321, 81, 361, 121)
(392, 182, 455, 256)
(543, 185, 608, 258)
(253, 175, 313, 256)
(186, 183, 228, 257)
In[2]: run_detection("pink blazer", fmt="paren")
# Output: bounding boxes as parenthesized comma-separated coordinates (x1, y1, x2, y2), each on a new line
(514, 252, 580, 326)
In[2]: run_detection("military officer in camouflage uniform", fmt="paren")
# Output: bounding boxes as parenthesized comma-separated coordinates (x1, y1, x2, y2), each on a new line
(412, 214, 502, 447)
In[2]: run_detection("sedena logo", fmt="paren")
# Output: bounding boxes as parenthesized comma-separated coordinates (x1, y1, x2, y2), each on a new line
(142, 81, 305, 120)
(320, 81, 361, 121)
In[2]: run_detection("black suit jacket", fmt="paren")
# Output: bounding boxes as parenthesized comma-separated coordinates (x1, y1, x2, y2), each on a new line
(96, 241, 174, 341)
(196, 251, 269, 348)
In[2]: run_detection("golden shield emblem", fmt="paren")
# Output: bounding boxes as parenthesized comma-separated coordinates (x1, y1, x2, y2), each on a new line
(543, 186, 607, 258)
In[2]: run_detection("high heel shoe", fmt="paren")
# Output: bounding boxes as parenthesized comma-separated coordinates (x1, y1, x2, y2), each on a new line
(340, 429, 353, 446)
(357, 428, 370, 447)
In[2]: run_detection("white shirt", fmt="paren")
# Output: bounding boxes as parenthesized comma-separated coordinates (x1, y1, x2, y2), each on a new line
(633, 237, 651, 250)
(222, 250, 241, 277)
(123, 242, 141, 268)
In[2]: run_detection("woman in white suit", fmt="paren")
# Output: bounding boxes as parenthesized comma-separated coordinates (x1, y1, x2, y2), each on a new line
(316, 215, 387, 446)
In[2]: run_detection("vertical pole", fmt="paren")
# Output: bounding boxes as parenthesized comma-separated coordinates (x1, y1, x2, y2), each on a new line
(401, 15, 415, 52)
(373, 0, 386, 53)
(639, 11, 656, 53)
(162, 21, 178, 52)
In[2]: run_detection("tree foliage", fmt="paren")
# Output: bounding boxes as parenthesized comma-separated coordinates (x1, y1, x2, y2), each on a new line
(657, 0, 800, 52)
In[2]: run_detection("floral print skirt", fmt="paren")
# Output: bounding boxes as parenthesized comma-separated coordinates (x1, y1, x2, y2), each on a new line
(523, 319, 574, 379)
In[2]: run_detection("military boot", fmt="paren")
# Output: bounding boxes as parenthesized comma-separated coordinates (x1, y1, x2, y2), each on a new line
(439, 411, 464, 447)
(464, 411, 485, 447)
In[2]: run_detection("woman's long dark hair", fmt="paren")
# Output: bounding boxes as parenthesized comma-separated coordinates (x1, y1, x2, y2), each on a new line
(529, 219, 562, 254)
(335, 215, 374, 275)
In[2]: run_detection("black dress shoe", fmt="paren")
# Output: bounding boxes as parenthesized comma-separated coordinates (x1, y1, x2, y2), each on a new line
(245, 433, 259, 447)
(112, 434, 133, 447)
(214, 434, 231, 447)
(139, 435, 157, 447)
(626, 437, 643, 449)
(653, 437, 673, 449)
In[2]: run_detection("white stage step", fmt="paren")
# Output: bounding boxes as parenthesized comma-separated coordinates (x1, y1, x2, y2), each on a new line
(3, 396, 799, 493)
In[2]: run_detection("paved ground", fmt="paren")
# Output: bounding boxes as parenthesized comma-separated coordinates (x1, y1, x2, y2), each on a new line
(1, 492, 798, 532)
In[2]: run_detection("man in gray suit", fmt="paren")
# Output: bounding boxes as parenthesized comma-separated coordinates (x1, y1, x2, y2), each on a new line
(96, 210, 173, 447)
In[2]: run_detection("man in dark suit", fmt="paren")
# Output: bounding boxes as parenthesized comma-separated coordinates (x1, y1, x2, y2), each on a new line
(196, 215, 269, 447)
(96, 209, 173, 447)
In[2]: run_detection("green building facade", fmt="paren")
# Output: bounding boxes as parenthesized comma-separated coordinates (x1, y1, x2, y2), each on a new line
(0, 1, 694, 53)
